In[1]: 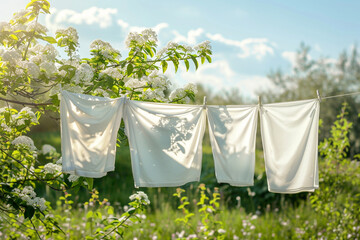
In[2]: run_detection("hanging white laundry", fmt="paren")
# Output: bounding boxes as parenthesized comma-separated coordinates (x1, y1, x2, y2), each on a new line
(60, 90, 124, 177)
(207, 105, 258, 186)
(260, 99, 320, 193)
(124, 100, 207, 187)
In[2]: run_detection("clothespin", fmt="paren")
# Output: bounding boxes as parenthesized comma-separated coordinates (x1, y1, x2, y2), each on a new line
(258, 96, 262, 106)
(203, 96, 207, 109)
(316, 90, 322, 102)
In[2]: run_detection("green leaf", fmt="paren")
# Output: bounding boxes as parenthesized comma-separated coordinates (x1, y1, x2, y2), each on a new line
(184, 59, 190, 71)
(41, 36, 57, 44)
(190, 55, 198, 70)
(86, 210, 93, 219)
(161, 60, 168, 73)
(85, 178, 93, 190)
(127, 64, 134, 75)
(24, 206, 35, 219)
(206, 55, 212, 63)
(201, 56, 205, 64)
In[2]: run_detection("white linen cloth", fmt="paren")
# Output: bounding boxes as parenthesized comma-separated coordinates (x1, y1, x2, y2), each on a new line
(60, 90, 124, 177)
(260, 99, 320, 193)
(124, 100, 207, 187)
(207, 105, 258, 186)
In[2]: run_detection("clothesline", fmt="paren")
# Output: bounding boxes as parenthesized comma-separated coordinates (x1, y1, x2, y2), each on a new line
(320, 90, 360, 100)
(1, 89, 360, 107)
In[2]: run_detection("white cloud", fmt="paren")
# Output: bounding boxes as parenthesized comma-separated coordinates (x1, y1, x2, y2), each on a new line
(282, 51, 297, 67)
(172, 28, 204, 45)
(206, 33, 274, 60)
(116, 20, 169, 35)
(45, 6, 117, 32)
(117, 19, 129, 29)
(168, 59, 271, 98)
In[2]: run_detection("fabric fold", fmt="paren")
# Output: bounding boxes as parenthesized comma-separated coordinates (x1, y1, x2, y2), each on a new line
(123, 100, 206, 187)
(207, 105, 258, 186)
(260, 99, 320, 193)
(60, 90, 124, 177)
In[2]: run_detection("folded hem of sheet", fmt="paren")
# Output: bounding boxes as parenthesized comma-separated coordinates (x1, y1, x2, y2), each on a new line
(135, 178, 200, 188)
(217, 180, 254, 186)
(269, 186, 319, 194)
(63, 168, 114, 178)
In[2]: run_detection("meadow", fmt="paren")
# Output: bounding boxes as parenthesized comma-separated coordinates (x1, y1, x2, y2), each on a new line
(14, 108, 359, 239)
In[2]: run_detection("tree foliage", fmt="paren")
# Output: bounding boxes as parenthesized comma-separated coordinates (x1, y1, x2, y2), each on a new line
(0, 0, 212, 238)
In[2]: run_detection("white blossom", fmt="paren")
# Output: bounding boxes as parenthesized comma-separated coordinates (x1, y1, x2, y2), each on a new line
(125, 32, 145, 48)
(0, 21, 11, 31)
(124, 78, 146, 89)
(142, 88, 165, 101)
(40, 62, 57, 78)
(145, 72, 170, 90)
(169, 88, 186, 102)
(157, 41, 179, 56)
(12, 9, 31, 22)
(11, 23, 27, 32)
(194, 40, 211, 51)
(68, 174, 80, 182)
(218, 229, 226, 234)
(13, 186, 47, 211)
(90, 39, 120, 59)
(100, 67, 123, 79)
(42, 144, 56, 155)
(1, 123, 11, 132)
(184, 83, 198, 94)
(11, 136, 36, 151)
(1, 49, 22, 65)
(19, 106, 38, 123)
(42, 44, 58, 61)
(141, 28, 157, 42)
(72, 63, 93, 85)
(26, 22, 48, 33)
(43, 163, 62, 174)
(56, 27, 79, 45)
(94, 88, 110, 98)
(26, 61, 40, 78)
(129, 191, 150, 205)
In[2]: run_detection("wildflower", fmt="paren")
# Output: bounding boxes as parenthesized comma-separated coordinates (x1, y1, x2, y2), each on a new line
(12, 136, 36, 151)
(218, 229, 226, 234)
(42, 144, 56, 155)
(43, 163, 62, 174)
(129, 191, 150, 205)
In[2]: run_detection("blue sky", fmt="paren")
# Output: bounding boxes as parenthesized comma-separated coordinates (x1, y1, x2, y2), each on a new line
(2, 0, 360, 99)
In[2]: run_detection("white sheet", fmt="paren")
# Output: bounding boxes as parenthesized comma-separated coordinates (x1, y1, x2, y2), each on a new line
(207, 105, 258, 186)
(124, 100, 206, 187)
(260, 99, 320, 193)
(60, 90, 124, 177)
